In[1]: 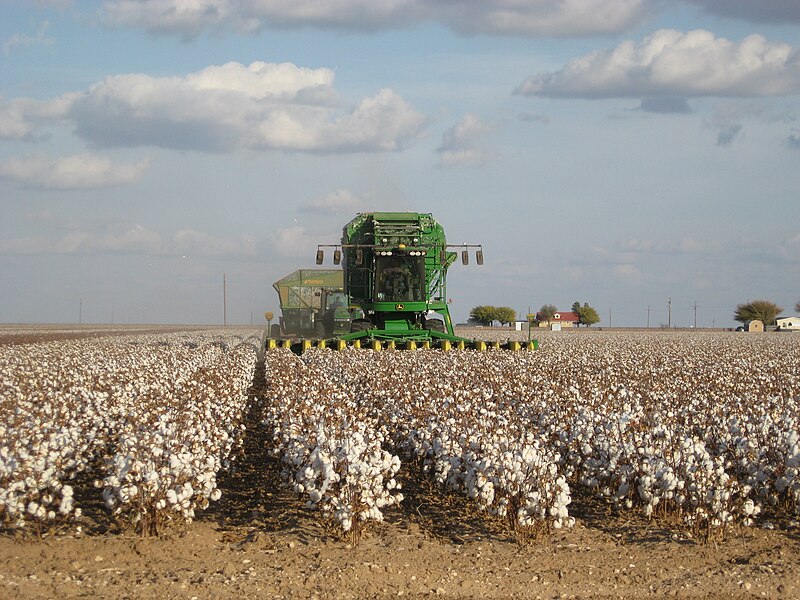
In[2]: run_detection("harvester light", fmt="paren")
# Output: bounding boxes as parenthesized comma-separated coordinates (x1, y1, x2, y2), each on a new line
(462, 250, 469, 265)
(476, 249, 484, 265)
(382, 238, 388, 244)
(333, 249, 341, 265)
(316, 249, 324, 265)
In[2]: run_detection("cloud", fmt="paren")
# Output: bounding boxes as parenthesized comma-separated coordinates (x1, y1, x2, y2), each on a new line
(515, 29, 800, 99)
(436, 114, 495, 167)
(613, 264, 643, 281)
(704, 101, 792, 147)
(778, 232, 800, 262)
(517, 112, 550, 124)
(638, 97, 691, 113)
(0, 153, 150, 189)
(618, 237, 709, 255)
(2, 61, 426, 153)
(100, 0, 648, 38)
(682, 0, 800, 24)
(716, 124, 742, 146)
(3, 20, 54, 55)
(270, 225, 318, 258)
(0, 225, 161, 255)
(0, 95, 75, 141)
(170, 229, 256, 257)
(0, 223, 256, 257)
(300, 189, 366, 214)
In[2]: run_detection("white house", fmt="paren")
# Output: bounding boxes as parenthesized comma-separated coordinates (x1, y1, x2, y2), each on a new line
(777, 317, 800, 331)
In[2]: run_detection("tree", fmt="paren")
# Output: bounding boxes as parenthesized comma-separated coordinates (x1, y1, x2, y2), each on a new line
(469, 305, 496, 326)
(796, 299, 800, 314)
(538, 304, 557, 325)
(494, 307, 517, 326)
(577, 302, 600, 327)
(733, 300, 782, 326)
(572, 300, 600, 327)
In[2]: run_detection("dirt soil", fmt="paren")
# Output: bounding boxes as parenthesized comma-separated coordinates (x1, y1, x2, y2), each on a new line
(2, 329, 799, 598)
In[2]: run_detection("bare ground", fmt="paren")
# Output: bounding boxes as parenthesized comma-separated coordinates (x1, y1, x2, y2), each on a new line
(2, 329, 799, 598)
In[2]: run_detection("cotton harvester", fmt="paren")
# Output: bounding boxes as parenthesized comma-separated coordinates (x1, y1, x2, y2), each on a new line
(265, 212, 536, 352)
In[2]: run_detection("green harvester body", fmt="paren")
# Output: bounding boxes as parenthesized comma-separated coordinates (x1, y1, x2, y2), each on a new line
(333, 212, 470, 343)
(265, 211, 536, 352)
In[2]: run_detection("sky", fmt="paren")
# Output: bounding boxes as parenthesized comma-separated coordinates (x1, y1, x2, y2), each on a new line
(1, 0, 799, 328)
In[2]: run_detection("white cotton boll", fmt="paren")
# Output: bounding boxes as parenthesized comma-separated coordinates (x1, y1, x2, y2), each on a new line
(210, 488, 222, 501)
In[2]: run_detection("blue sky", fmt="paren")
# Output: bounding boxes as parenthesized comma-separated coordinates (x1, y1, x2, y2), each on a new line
(1, 0, 799, 327)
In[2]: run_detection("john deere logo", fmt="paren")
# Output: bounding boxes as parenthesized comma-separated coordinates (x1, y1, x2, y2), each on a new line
(395, 303, 404, 311)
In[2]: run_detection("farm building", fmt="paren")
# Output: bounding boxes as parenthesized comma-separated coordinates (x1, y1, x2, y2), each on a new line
(745, 320, 764, 332)
(536, 310, 580, 328)
(777, 317, 800, 331)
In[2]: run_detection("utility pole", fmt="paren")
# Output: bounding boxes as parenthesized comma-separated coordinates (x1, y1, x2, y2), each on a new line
(693, 301, 697, 329)
(668, 297, 672, 328)
(646, 305, 651, 328)
(79, 298, 82, 324)
(223, 273, 227, 327)
(608, 307, 612, 328)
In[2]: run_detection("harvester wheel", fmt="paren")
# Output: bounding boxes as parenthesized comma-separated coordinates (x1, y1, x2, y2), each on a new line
(350, 319, 372, 333)
(314, 321, 326, 339)
(424, 318, 446, 333)
(270, 323, 281, 339)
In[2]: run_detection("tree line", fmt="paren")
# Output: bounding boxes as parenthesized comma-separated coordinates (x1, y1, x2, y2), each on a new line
(469, 301, 601, 327)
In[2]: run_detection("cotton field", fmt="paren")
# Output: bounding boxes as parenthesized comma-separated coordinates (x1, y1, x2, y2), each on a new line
(2, 328, 799, 544)
(0, 329, 258, 535)
(262, 331, 800, 541)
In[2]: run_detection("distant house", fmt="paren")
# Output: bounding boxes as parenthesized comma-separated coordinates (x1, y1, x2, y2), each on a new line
(536, 310, 580, 329)
(777, 317, 800, 331)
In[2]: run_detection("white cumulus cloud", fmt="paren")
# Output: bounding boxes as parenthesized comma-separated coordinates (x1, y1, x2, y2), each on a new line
(3, 61, 426, 153)
(100, 0, 647, 38)
(0, 153, 150, 189)
(516, 29, 800, 99)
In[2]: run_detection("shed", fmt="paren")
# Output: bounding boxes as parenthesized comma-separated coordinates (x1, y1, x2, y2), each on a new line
(745, 320, 764, 332)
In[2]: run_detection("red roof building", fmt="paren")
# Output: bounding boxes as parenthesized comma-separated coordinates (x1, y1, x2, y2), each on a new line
(535, 310, 580, 328)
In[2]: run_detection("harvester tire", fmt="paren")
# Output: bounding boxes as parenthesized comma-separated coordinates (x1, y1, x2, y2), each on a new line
(270, 323, 281, 339)
(314, 321, 326, 338)
(351, 319, 372, 333)
(424, 318, 446, 333)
